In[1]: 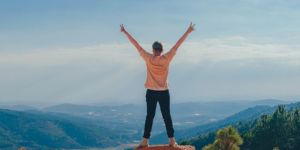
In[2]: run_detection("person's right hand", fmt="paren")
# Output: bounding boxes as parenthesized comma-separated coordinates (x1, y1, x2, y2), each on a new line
(187, 22, 195, 33)
(120, 24, 126, 33)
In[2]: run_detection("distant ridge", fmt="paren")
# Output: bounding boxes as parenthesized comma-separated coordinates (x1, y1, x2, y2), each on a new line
(249, 99, 292, 106)
(0, 108, 137, 149)
(151, 101, 300, 144)
(0, 105, 37, 111)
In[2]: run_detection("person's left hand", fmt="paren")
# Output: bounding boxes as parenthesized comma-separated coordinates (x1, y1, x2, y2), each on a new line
(187, 22, 196, 33)
(120, 24, 126, 32)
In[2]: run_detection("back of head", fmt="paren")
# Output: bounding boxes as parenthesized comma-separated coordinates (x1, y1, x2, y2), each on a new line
(152, 41, 163, 53)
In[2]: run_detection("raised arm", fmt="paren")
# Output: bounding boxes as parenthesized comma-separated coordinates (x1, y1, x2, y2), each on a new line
(120, 24, 150, 59)
(164, 22, 195, 61)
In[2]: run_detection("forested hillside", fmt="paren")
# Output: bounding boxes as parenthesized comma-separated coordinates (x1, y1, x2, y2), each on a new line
(181, 103, 300, 150)
(0, 109, 138, 150)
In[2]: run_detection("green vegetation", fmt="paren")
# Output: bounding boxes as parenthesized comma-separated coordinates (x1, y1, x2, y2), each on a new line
(242, 105, 300, 150)
(182, 105, 300, 150)
(0, 109, 138, 150)
(203, 126, 243, 150)
(2, 102, 300, 149)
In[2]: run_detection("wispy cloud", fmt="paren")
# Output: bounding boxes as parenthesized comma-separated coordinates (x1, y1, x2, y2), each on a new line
(0, 43, 140, 67)
(177, 36, 300, 66)
(1, 36, 299, 105)
(1, 36, 299, 67)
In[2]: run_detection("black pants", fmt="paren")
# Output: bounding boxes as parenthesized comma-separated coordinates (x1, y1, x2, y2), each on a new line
(143, 89, 174, 139)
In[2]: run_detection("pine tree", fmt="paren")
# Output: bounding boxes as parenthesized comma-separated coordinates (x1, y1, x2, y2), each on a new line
(203, 126, 243, 150)
(242, 105, 300, 150)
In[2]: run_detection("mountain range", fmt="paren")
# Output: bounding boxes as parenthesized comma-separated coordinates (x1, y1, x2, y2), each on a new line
(0, 99, 294, 149)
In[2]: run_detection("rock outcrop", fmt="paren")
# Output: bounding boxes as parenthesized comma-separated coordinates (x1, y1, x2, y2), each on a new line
(134, 144, 195, 150)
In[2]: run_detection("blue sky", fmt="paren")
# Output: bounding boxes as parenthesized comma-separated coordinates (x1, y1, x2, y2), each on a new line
(1, 0, 300, 106)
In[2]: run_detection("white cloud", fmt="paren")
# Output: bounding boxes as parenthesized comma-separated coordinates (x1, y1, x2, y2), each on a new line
(175, 36, 300, 66)
(0, 36, 299, 106)
(0, 43, 141, 67)
(1, 36, 300, 67)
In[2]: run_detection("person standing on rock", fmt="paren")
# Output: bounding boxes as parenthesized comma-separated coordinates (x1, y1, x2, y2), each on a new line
(120, 23, 195, 148)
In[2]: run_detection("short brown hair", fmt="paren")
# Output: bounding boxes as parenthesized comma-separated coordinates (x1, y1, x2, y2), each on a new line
(152, 41, 163, 52)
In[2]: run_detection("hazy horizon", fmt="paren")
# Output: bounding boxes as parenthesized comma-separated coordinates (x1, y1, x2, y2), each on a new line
(0, 98, 297, 108)
(1, 0, 300, 106)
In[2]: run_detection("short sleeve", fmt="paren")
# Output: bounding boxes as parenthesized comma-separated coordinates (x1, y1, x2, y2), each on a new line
(163, 48, 177, 62)
(138, 48, 152, 61)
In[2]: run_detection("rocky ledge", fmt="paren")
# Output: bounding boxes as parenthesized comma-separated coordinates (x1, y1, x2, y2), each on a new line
(134, 144, 195, 150)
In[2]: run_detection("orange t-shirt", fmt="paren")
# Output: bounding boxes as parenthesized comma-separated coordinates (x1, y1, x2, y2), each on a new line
(137, 48, 177, 91)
